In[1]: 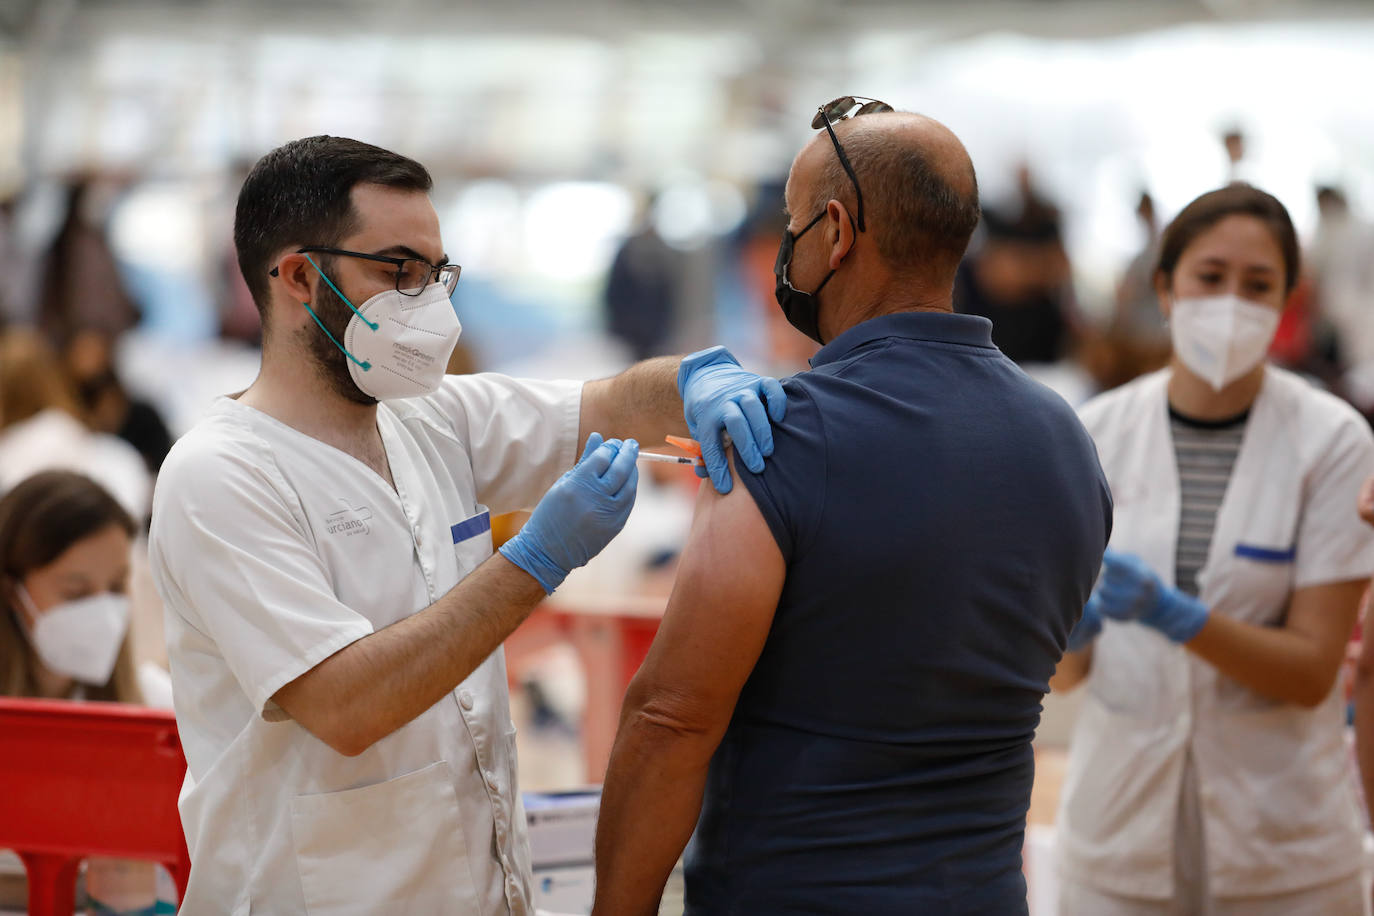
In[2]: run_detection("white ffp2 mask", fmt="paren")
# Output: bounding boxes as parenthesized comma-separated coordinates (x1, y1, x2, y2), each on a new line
(341, 282, 463, 401)
(1169, 294, 1280, 391)
(17, 585, 130, 685)
(300, 254, 463, 401)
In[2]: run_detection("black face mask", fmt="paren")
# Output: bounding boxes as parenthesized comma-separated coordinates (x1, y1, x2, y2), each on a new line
(773, 210, 838, 344)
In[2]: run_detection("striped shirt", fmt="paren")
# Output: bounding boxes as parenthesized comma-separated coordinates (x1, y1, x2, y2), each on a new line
(1171, 407, 1249, 597)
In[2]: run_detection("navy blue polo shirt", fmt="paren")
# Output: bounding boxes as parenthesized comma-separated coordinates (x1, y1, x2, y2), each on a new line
(684, 311, 1112, 915)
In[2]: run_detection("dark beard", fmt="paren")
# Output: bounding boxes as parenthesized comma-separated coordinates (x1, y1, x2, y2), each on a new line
(298, 272, 377, 406)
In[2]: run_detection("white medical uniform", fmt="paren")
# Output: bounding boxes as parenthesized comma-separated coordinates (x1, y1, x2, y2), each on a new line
(149, 373, 580, 915)
(1057, 367, 1374, 909)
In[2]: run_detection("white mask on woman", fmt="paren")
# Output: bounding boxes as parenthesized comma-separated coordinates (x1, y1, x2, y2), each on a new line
(16, 584, 130, 685)
(1169, 293, 1280, 391)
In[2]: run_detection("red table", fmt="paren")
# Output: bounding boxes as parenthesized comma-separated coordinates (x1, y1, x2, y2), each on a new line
(507, 593, 665, 781)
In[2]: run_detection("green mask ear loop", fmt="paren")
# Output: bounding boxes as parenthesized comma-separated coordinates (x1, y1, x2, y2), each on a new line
(302, 253, 379, 332)
(301, 300, 371, 371)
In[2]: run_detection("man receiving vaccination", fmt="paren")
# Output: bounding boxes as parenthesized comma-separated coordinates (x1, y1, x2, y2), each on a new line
(592, 101, 1112, 915)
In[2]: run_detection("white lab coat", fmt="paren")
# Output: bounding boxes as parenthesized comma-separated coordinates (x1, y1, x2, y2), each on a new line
(149, 374, 581, 915)
(1058, 367, 1374, 900)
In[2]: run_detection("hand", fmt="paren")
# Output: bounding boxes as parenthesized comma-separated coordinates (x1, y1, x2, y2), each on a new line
(1066, 593, 1103, 652)
(498, 434, 639, 594)
(1094, 548, 1209, 644)
(1359, 475, 1374, 527)
(678, 346, 786, 494)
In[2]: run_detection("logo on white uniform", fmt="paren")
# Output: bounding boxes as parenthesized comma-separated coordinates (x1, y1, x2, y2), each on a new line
(325, 500, 373, 537)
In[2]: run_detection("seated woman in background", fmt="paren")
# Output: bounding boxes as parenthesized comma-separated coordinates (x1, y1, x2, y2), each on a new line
(1, 469, 173, 914)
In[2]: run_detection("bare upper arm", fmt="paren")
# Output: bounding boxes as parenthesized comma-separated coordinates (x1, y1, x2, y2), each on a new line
(625, 454, 786, 732)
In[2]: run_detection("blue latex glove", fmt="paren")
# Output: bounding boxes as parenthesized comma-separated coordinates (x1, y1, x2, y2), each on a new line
(1066, 593, 1104, 652)
(498, 433, 639, 594)
(678, 345, 787, 494)
(1094, 548, 1209, 644)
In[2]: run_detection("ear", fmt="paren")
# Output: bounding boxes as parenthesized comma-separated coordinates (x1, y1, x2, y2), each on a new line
(270, 251, 318, 309)
(1153, 270, 1172, 320)
(826, 199, 855, 270)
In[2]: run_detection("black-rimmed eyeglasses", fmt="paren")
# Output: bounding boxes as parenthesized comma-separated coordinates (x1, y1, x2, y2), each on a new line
(270, 246, 462, 296)
(812, 95, 894, 232)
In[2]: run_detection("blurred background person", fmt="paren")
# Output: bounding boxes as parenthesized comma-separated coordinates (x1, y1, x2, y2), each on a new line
(1310, 185, 1374, 413)
(955, 164, 1082, 367)
(0, 469, 173, 915)
(603, 193, 683, 361)
(36, 174, 141, 344)
(61, 328, 173, 475)
(1052, 185, 1373, 915)
(1094, 191, 1173, 388)
(0, 327, 151, 519)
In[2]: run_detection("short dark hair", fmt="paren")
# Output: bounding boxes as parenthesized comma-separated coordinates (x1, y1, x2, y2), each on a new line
(809, 127, 980, 277)
(1156, 184, 1300, 295)
(233, 136, 433, 321)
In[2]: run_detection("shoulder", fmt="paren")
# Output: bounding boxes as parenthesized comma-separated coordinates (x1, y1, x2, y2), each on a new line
(152, 402, 288, 523)
(1266, 366, 1368, 429)
(1077, 370, 1168, 434)
(732, 379, 826, 560)
(1263, 369, 1374, 464)
(762, 376, 826, 453)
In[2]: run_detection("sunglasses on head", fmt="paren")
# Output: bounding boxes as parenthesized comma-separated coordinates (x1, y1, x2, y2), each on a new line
(811, 95, 894, 232)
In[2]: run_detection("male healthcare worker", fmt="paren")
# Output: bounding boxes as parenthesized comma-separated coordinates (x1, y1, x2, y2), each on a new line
(148, 136, 785, 915)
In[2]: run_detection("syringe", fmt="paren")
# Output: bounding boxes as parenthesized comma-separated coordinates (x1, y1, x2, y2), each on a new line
(636, 452, 704, 466)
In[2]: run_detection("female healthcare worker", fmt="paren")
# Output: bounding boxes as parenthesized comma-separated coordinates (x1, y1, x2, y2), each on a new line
(1052, 184, 1374, 915)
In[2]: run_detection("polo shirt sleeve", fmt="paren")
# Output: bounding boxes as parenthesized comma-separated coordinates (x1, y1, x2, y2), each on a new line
(423, 373, 582, 514)
(1295, 407, 1374, 589)
(734, 379, 828, 564)
(149, 431, 374, 721)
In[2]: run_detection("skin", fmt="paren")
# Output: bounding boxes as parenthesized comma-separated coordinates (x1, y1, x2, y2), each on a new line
(1051, 214, 1367, 709)
(14, 524, 131, 700)
(591, 112, 977, 915)
(253, 183, 698, 756)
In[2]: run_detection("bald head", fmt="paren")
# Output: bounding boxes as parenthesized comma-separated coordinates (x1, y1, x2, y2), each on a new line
(793, 111, 980, 282)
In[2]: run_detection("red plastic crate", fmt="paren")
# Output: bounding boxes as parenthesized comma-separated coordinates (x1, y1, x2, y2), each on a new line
(0, 697, 190, 915)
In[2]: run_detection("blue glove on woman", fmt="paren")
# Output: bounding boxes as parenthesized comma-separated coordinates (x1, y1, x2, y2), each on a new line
(499, 433, 639, 594)
(1093, 548, 1209, 644)
(678, 346, 787, 494)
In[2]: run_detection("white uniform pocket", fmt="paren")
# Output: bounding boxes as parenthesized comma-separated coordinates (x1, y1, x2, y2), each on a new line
(451, 505, 494, 579)
(291, 760, 479, 915)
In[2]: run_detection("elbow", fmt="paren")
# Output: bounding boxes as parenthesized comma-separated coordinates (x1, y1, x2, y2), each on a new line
(1291, 672, 1341, 710)
(306, 712, 377, 757)
(1292, 689, 1330, 710)
(329, 732, 373, 758)
(620, 680, 721, 747)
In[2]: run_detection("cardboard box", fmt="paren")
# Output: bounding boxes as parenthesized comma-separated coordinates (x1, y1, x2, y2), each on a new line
(524, 788, 600, 868)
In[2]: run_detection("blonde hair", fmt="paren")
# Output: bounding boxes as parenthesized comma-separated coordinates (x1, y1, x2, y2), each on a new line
(0, 328, 82, 431)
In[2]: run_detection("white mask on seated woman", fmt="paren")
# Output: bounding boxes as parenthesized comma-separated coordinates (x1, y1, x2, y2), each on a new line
(1169, 293, 1281, 392)
(15, 585, 130, 685)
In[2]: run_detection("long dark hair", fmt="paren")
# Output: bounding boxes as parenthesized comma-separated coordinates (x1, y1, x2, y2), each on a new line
(0, 470, 139, 701)
(1156, 183, 1300, 295)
